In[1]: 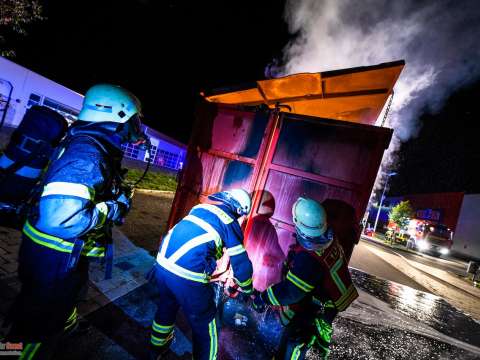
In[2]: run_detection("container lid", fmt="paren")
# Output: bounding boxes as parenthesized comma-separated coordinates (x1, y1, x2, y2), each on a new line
(202, 60, 404, 126)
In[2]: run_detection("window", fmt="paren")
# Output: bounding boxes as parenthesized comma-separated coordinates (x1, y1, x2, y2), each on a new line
(154, 149, 180, 169)
(121, 143, 140, 160)
(148, 145, 158, 162)
(27, 93, 42, 108)
(42, 97, 80, 123)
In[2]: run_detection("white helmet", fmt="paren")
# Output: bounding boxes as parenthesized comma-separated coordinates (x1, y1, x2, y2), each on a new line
(292, 197, 333, 251)
(78, 84, 142, 123)
(208, 188, 251, 216)
(78, 84, 146, 144)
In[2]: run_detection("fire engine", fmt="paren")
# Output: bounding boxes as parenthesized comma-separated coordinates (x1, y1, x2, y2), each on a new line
(406, 219, 453, 255)
(387, 219, 453, 256)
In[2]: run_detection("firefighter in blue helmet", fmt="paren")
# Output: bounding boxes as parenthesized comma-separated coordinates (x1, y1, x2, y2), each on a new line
(148, 188, 254, 359)
(6, 84, 147, 358)
(252, 198, 359, 360)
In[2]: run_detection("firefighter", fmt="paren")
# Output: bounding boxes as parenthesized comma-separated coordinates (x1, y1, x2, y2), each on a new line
(6, 84, 147, 358)
(148, 188, 254, 360)
(252, 197, 359, 360)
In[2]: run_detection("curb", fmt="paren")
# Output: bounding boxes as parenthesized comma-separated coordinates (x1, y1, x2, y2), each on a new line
(135, 189, 175, 194)
(360, 235, 410, 254)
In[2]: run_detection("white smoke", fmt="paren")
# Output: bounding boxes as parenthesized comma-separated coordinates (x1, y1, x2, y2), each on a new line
(279, 0, 480, 201)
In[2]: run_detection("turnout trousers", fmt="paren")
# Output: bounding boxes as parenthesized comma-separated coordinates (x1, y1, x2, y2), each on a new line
(6, 235, 89, 359)
(149, 264, 218, 360)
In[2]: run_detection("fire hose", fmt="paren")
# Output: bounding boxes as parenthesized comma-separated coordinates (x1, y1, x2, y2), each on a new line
(100, 138, 152, 279)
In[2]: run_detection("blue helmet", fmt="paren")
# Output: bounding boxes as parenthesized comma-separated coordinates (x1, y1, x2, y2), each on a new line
(208, 188, 251, 217)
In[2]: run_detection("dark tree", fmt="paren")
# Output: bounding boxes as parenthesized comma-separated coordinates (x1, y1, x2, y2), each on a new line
(0, 0, 43, 57)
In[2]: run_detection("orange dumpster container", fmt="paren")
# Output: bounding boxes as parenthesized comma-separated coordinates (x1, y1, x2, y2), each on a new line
(167, 60, 404, 291)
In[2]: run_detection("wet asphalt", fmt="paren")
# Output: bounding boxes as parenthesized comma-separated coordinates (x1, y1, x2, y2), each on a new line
(53, 267, 480, 360)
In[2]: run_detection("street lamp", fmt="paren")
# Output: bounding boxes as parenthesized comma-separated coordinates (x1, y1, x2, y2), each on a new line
(373, 172, 397, 234)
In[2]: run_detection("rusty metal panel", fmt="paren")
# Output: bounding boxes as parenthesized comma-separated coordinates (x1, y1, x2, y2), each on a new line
(200, 153, 254, 195)
(210, 109, 268, 159)
(263, 170, 357, 226)
(167, 105, 270, 228)
(273, 116, 380, 184)
(242, 114, 391, 290)
(245, 220, 292, 291)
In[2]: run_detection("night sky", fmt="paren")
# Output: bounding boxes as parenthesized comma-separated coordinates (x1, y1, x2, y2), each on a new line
(5, 0, 480, 195)
(8, 0, 288, 143)
(389, 81, 480, 196)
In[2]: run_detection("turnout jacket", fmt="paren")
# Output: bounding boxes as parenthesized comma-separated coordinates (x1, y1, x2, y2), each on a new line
(261, 237, 358, 324)
(157, 203, 254, 293)
(23, 123, 125, 258)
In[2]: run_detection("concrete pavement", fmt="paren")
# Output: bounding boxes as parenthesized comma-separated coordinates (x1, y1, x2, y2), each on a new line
(0, 225, 155, 339)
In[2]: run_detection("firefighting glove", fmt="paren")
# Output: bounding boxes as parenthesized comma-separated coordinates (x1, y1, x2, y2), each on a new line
(310, 318, 333, 359)
(251, 290, 267, 313)
(116, 192, 132, 213)
(120, 183, 135, 200)
(103, 197, 130, 226)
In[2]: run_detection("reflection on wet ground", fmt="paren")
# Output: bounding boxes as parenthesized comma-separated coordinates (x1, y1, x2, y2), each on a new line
(350, 268, 480, 347)
(219, 279, 480, 360)
(329, 316, 479, 360)
(56, 269, 480, 359)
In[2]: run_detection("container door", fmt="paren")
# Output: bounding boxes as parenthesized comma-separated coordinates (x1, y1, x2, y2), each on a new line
(244, 112, 392, 291)
(168, 105, 271, 227)
(167, 103, 391, 292)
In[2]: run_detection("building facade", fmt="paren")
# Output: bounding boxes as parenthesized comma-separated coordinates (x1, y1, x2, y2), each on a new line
(451, 194, 480, 261)
(0, 56, 185, 171)
(367, 192, 465, 232)
(121, 126, 186, 171)
(0, 56, 83, 127)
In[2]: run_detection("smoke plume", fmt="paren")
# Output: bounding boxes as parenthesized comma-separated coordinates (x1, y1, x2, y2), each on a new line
(279, 0, 480, 200)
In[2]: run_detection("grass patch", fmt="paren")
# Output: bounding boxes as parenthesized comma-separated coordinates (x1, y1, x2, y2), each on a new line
(125, 168, 178, 191)
(373, 233, 386, 241)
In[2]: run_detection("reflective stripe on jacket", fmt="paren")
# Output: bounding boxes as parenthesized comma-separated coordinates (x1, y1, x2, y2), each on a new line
(27, 129, 123, 257)
(264, 239, 358, 313)
(157, 203, 253, 290)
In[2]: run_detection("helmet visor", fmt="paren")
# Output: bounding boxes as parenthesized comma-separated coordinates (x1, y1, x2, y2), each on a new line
(296, 227, 333, 251)
(127, 114, 148, 145)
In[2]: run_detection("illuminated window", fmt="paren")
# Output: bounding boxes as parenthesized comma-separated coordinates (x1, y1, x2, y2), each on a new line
(154, 149, 180, 169)
(121, 143, 140, 160)
(149, 145, 158, 161)
(121, 143, 183, 169)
